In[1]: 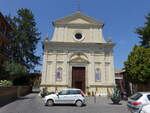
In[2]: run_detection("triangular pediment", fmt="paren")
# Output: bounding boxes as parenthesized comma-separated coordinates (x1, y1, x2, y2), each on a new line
(53, 12, 103, 26)
(68, 18, 90, 24)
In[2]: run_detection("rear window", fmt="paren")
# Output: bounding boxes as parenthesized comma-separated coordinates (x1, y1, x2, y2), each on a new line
(147, 95, 150, 101)
(69, 90, 80, 94)
(130, 93, 143, 100)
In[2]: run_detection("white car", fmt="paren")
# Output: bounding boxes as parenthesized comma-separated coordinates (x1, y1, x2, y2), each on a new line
(127, 92, 150, 113)
(140, 104, 150, 113)
(43, 88, 85, 107)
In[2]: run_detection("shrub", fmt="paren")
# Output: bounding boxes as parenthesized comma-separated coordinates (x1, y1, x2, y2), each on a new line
(41, 87, 49, 97)
(110, 88, 121, 104)
(40, 87, 55, 97)
(87, 91, 91, 96)
(0, 80, 13, 87)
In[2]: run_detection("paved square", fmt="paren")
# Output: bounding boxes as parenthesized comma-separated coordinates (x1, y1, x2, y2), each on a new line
(0, 93, 130, 113)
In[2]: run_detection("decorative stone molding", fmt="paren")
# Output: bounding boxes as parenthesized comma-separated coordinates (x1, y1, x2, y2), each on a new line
(40, 84, 69, 87)
(90, 85, 116, 87)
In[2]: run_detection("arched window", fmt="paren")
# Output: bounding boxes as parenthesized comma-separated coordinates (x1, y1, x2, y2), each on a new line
(95, 68, 101, 82)
(56, 67, 62, 81)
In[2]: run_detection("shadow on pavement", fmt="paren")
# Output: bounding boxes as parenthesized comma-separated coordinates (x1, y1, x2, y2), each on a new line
(17, 96, 35, 100)
(0, 96, 17, 108)
(45, 104, 87, 107)
(0, 93, 33, 108)
(108, 103, 123, 105)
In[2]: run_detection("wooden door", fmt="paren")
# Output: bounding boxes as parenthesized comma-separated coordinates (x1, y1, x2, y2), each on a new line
(72, 67, 85, 92)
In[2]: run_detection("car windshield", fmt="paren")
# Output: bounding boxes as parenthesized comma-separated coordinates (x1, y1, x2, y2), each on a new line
(130, 93, 143, 100)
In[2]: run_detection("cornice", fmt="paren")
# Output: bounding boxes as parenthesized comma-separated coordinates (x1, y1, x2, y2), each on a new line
(44, 42, 114, 54)
(44, 41, 115, 49)
(44, 41, 115, 46)
(54, 23, 103, 28)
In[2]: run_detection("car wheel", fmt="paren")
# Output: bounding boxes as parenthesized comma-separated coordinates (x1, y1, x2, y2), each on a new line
(75, 100, 83, 107)
(46, 99, 54, 106)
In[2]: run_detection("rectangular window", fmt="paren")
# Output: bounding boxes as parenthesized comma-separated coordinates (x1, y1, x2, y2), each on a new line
(56, 67, 62, 81)
(147, 95, 150, 101)
(69, 90, 80, 95)
(95, 68, 101, 82)
(58, 90, 69, 95)
(130, 93, 142, 100)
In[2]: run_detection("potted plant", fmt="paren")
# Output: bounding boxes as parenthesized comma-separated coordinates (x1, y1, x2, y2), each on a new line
(41, 87, 48, 97)
(110, 88, 121, 104)
(87, 91, 91, 96)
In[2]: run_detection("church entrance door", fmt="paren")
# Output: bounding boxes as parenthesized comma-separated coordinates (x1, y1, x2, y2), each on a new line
(72, 67, 85, 92)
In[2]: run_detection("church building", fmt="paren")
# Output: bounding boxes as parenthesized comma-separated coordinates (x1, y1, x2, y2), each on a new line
(41, 11, 116, 96)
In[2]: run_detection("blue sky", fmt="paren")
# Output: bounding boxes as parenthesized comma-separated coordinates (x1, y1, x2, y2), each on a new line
(0, 0, 150, 70)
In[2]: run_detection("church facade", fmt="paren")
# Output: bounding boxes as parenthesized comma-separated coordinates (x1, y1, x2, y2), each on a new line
(41, 12, 116, 96)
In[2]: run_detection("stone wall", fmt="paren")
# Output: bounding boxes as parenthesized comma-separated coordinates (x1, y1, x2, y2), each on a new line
(137, 82, 150, 92)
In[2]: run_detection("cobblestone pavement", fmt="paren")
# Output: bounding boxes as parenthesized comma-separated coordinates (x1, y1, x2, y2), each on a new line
(0, 93, 130, 113)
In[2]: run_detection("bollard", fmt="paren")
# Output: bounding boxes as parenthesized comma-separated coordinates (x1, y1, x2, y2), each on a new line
(94, 95, 96, 103)
(17, 86, 21, 98)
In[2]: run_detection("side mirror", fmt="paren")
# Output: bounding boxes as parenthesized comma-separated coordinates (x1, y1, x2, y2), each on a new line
(56, 92, 59, 96)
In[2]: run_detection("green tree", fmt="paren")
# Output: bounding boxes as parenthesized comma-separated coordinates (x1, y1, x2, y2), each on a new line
(124, 46, 150, 83)
(3, 61, 27, 80)
(124, 12, 150, 84)
(6, 8, 41, 71)
(136, 13, 150, 47)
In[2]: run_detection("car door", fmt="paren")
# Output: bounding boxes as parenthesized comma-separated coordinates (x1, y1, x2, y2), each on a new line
(67, 90, 77, 104)
(56, 90, 70, 104)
